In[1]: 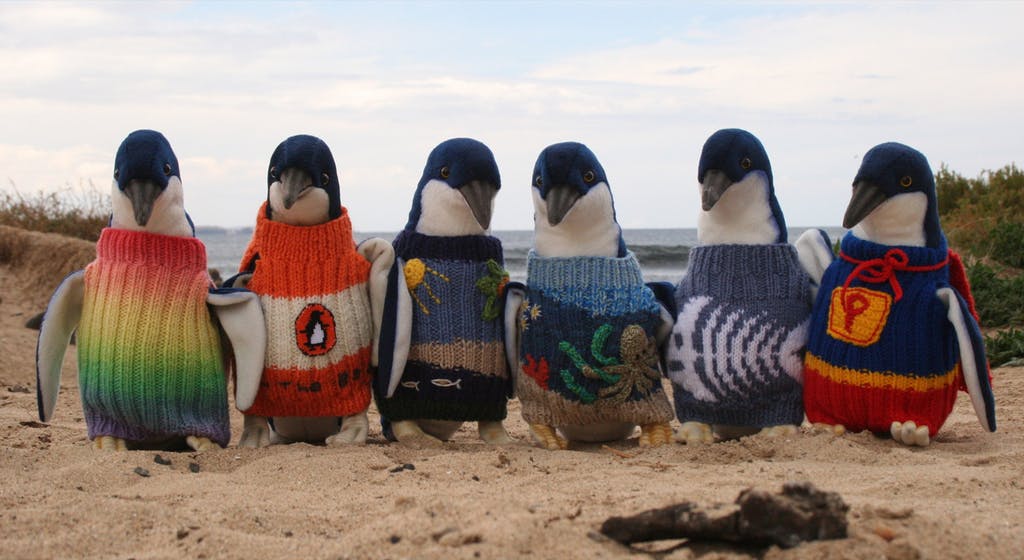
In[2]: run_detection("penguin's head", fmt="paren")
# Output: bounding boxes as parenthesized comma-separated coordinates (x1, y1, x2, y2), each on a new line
(111, 129, 192, 236)
(407, 137, 500, 235)
(532, 141, 610, 227)
(844, 142, 940, 248)
(697, 128, 786, 243)
(266, 135, 340, 226)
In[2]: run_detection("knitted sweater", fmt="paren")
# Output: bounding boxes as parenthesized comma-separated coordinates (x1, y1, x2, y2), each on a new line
(77, 228, 229, 446)
(804, 233, 960, 433)
(516, 251, 674, 427)
(376, 229, 509, 421)
(665, 244, 812, 427)
(241, 203, 373, 417)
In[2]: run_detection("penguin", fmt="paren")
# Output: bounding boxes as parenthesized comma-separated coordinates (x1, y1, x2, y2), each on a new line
(374, 138, 513, 447)
(505, 141, 675, 450)
(665, 128, 817, 444)
(803, 142, 995, 446)
(229, 134, 395, 448)
(36, 129, 265, 451)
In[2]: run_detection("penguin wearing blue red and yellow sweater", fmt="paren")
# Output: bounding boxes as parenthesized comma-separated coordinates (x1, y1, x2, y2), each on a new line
(505, 142, 675, 450)
(228, 135, 396, 448)
(803, 142, 995, 446)
(374, 138, 513, 447)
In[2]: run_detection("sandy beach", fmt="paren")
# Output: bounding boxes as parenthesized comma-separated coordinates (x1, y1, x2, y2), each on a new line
(1, 226, 1021, 559)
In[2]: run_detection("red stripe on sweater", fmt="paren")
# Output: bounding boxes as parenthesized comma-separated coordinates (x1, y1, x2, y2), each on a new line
(246, 346, 372, 417)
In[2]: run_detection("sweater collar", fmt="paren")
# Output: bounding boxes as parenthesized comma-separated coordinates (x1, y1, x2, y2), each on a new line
(840, 231, 947, 267)
(96, 228, 207, 270)
(252, 201, 358, 261)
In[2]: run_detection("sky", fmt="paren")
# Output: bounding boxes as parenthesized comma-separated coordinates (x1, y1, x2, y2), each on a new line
(1, 1, 1022, 232)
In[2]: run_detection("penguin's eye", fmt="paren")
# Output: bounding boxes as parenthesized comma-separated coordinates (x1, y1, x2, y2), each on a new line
(740, 157, 752, 170)
(900, 175, 913, 188)
(321, 172, 330, 185)
(113, 169, 119, 180)
(269, 166, 278, 179)
(163, 163, 172, 176)
(440, 166, 450, 179)
(535, 175, 543, 187)
(583, 170, 596, 183)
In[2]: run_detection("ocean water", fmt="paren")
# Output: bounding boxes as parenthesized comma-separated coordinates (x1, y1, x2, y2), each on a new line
(198, 227, 846, 283)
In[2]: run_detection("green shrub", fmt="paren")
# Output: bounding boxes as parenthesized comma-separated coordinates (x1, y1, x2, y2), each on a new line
(938, 164, 1024, 269)
(984, 328, 1024, 367)
(966, 260, 1024, 328)
(0, 183, 108, 241)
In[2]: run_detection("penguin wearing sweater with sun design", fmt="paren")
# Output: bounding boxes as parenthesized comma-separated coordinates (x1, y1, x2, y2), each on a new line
(227, 134, 396, 447)
(803, 142, 995, 446)
(505, 141, 675, 450)
(374, 137, 513, 447)
(36, 129, 266, 452)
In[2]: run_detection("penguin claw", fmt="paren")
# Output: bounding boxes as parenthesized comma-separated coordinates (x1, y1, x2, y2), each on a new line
(676, 421, 714, 445)
(478, 421, 515, 444)
(529, 424, 568, 450)
(238, 415, 272, 448)
(639, 423, 673, 447)
(759, 425, 798, 438)
(92, 436, 127, 451)
(186, 436, 219, 452)
(890, 421, 930, 447)
(391, 420, 443, 449)
(326, 413, 369, 446)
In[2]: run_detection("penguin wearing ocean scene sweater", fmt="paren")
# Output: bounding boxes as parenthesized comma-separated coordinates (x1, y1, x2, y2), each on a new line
(227, 135, 396, 447)
(374, 138, 513, 447)
(803, 142, 995, 446)
(665, 128, 817, 444)
(36, 129, 266, 451)
(505, 142, 675, 450)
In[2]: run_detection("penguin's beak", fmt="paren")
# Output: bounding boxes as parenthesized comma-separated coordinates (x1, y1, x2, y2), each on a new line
(700, 170, 732, 211)
(122, 178, 162, 226)
(843, 180, 888, 229)
(280, 168, 314, 210)
(458, 180, 498, 230)
(545, 184, 582, 226)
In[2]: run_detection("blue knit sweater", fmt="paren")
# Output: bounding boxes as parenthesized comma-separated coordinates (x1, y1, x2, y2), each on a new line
(666, 244, 813, 427)
(376, 229, 509, 421)
(517, 251, 674, 427)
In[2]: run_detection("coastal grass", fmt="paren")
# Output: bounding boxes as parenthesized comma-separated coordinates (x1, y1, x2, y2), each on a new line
(0, 183, 108, 242)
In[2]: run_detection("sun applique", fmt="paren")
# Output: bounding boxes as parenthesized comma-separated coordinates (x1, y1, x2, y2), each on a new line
(405, 258, 450, 315)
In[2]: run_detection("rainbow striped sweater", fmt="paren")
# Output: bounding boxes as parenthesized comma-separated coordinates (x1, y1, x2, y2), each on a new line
(516, 251, 674, 427)
(804, 233, 961, 433)
(77, 228, 229, 446)
(376, 229, 510, 422)
(240, 203, 373, 418)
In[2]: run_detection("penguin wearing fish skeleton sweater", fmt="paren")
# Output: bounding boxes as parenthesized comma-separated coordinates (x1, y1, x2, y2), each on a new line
(505, 141, 675, 450)
(36, 129, 266, 451)
(227, 134, 396, 447)
(665, 128, 817, 444)
(803, 142, 995, 446)
(374, 137, 513, 447)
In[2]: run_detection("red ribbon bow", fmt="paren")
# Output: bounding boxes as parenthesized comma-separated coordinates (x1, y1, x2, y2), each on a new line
(838, 248, 948, 321)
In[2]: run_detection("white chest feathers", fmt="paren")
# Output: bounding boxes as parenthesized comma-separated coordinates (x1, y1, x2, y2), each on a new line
(110, 177, 193, 237)
(415, 180, 487, 236)
(851, 191, 927, 247)
(697, 171, 778, 245)
(533, 182, 621, 258)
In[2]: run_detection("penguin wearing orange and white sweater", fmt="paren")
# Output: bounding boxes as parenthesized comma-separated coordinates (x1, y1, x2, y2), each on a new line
(228, 135, 397, 447)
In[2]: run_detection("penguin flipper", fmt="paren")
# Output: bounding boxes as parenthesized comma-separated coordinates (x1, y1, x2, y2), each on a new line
(221, 272, 253, 290)
(207, 288, 266, 411)
(795, 228, 836, 298)
(374, 257, 413, 399)
(357, 238, 397, 368)
(503, 282, 526, 397)
(36, 270, 85, 422)
(936, 287, 996, 432)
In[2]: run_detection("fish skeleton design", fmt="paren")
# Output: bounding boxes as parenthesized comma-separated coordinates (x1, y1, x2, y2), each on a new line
(667, 296, 808, 403)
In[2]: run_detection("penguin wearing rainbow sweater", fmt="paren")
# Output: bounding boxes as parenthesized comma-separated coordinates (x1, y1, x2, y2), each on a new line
(228, 135, 396, 447)
(505, 141, 675, 450)
(374, 138, 513, 447)
(803, 142, 995, 446)
(36, 129, 266, 451)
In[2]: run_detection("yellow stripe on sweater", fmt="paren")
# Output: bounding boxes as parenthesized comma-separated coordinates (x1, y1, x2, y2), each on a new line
(805, 353, 959, 392)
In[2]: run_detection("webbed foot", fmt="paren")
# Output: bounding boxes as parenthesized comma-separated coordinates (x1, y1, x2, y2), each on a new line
(890, 421, 930, 447)
(186, 436, 219, 452)
(808, 422, 846, 436)
(759, 424, 799, 438)
(529, 423, 567, 450)
(391, 420, 443, 449)
(676, 421, 713, 445)
(638, 423, 673, 447)
(238, 415, 271, 448)
(478, 421, 514, 444)
(92, 435, 127, 451)
(326, 413, 369, 446)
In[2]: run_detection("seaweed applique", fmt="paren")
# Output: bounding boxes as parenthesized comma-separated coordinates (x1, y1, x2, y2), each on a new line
(475, 259, 510, 321)
(557, 324, 661, 404)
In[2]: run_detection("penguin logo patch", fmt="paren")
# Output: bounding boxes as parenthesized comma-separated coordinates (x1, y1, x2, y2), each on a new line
(295, 303, 337, 356)
(827, 287, 891, 347)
